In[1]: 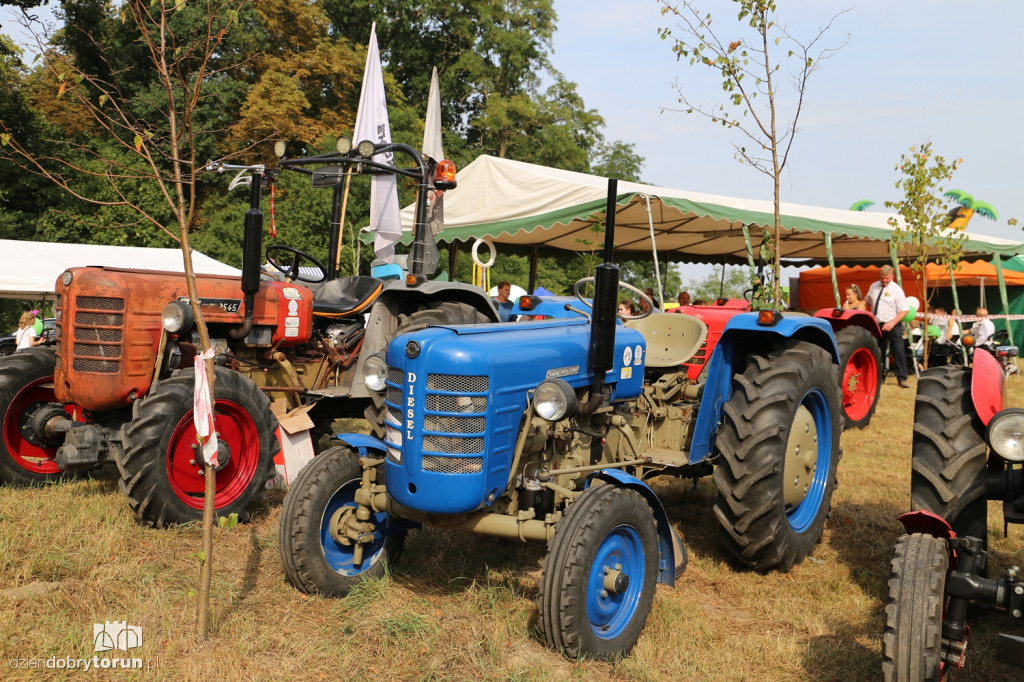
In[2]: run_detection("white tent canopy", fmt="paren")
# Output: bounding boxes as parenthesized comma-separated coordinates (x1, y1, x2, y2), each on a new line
(397, 155, 1024, 264)
(0, 240, 241, 299)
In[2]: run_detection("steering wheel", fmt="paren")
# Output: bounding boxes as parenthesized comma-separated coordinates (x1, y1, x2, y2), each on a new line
(265, 245, 328, 283)
(573, 277, 654, 320)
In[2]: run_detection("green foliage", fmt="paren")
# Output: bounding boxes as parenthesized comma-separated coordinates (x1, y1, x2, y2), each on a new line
(657, 0, 846, 306)
(681, 265, 754, 302)
(885, 142, 964, 312)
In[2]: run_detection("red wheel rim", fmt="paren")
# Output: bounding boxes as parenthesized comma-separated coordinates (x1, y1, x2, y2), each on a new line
(842, 347, 878, 421)
(165, 400, 260, 510)
(2, 375, 64, 475)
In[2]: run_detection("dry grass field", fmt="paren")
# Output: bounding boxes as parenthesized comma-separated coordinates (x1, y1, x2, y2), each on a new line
(2, 373, 1023, 681)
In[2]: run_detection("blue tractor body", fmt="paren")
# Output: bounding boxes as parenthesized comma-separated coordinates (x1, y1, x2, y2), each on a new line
(382, 317, 645, 514)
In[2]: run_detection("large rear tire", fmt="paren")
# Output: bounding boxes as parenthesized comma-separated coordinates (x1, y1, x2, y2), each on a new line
(713, 341, 842, 571)
(836, 326, 881, 430)
(882, 533, 950, 682)
(278, 445, 404, 596)
(0, 348, 69, 486)
(364, 301, 491, 436)
(911, 366, 988, 543)
(118, 368, 278, 527)
(538, 484, 658, 659)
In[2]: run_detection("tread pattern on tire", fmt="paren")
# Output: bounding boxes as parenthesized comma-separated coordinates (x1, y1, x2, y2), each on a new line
(118, 368, 278, 528)
(835, 325, 881, 430)
(0, 348, 67, 486)
(911, 365, 988, 541)
(538, 484, 658, 660)
(712, 341, 842, 571)
(882, 533, 948, 682)
(278, 445, 402, 596)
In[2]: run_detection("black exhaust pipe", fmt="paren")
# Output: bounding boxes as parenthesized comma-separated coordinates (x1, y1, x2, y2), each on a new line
(230, 172, 264, 339)
(578, 179, 619, 416)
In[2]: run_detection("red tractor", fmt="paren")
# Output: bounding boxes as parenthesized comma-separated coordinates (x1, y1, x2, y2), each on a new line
(883, 343, 1024, 680)
(672, 300, 882, 429)
(0, 138, 496, 526)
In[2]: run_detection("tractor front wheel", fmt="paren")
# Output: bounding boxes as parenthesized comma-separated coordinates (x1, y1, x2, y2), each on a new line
(713, 341, 842, 571)
(0, 348, 69, 486)
(836, 325, 881, 430)
(882, 533, 950, 682)
(118, 368, 278, 527)
(278, 445, 404, 596)
(539, 484, 658, 659)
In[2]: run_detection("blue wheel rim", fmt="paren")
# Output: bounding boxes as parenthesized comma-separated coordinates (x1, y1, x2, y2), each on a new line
(585, 524, 646, 640)
(318, 479, 389, 575)
(786, 387, 832, 534)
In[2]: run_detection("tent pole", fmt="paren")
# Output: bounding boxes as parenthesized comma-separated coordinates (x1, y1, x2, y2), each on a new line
(719, 255, 727, 298)
(448, 241, 459, 282)
(949, 262, 962, 316)
(825, 233, 840, 307)
(743, 223, 755, 271)
(994, 255, 1014, 344)
(529, 247, 539, 294)
(642, 195, 664, 308)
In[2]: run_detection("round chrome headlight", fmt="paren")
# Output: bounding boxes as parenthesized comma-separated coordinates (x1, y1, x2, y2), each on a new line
(533, 379, 577, 422)
(362, 354, 387, 392)
(161, 300, 194, 334)
(987, 408, 1024, 462)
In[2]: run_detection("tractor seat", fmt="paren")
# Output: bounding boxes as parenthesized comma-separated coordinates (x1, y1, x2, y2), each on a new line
(310, 276, 386, 318)
(626, 314, 708, 368)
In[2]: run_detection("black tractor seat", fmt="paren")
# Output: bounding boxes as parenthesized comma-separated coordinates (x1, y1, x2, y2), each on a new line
(309, 276, 386, 318)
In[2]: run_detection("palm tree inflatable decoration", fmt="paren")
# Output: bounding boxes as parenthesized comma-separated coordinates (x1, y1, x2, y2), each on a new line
(944, 189, 998, 230)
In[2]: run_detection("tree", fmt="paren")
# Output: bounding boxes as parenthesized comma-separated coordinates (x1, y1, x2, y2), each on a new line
(680, 264, 752, 302)
(885, 142, 964, 367)
(0, 0, 265, 637)
(657, 0, 846, 307)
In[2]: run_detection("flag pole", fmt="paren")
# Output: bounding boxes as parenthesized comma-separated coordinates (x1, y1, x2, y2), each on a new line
(335, 172, 352, 274)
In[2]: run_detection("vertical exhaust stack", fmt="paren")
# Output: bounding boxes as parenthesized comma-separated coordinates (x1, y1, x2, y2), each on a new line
(231, 172, 264, 339)
(580, 179, 620, 416)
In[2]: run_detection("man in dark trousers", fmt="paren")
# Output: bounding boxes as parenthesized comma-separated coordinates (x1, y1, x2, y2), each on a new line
(866, 265, 910, 388)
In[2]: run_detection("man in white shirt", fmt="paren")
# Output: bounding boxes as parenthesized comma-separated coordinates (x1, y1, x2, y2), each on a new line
(866, 265, 910, 388)
(971, 307, 996, 348)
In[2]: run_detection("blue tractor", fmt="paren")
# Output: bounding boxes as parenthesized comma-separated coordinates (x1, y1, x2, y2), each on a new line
(279, 180, 844, 659)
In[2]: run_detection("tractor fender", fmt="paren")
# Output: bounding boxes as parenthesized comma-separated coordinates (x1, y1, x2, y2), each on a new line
(897, 510, 959, 569)
(688, 313, 840, 463)
(971, 348, 1005, 426)
(377, 279, 500, 322)
(332, 432, 387, 455)
(588, 470, 684, 585)
(813, 308, 882, 338)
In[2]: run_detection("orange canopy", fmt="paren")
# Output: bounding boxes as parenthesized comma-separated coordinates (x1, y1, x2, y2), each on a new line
(796, 261, 1024, 311)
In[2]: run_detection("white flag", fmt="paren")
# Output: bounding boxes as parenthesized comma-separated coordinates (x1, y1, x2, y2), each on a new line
(422, 67, 445, 235)
(353, 23, 402, 263)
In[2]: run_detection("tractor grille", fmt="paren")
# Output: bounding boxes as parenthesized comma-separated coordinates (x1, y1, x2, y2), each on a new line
(69, 295, 125, 374)
(422, 455, 483, 474)
(384, 368, 490, 471)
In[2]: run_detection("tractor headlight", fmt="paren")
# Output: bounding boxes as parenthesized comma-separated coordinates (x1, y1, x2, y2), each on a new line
(362, 354, 387, 392)
(161, 300, 194, 334)
(987, 408, 1024, 462)
(533, 379, 577, 421)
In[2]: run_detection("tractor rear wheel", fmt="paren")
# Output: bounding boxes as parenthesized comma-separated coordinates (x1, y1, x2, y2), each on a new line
(118, 368, 278, 527)
(882, 533, 950, 682)
(911, 365, 989, 544)
(539, 484, 658, 659)
(713, 341, 842, 571)
(364, 301, 491, 436)
(0, 348, 69, 486)
(836, 326, 881, 430)
(278, 445, 404, 596)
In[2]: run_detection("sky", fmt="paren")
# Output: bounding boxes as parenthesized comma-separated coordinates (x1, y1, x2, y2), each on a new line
(550, 0, 1024, 248)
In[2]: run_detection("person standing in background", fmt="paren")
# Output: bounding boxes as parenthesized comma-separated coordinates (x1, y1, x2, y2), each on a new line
(866, 265, 910, 388)
(15, 311, 45, 350)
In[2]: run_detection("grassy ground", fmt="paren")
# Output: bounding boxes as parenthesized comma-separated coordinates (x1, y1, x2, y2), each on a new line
(2, 374, 1023, 680)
